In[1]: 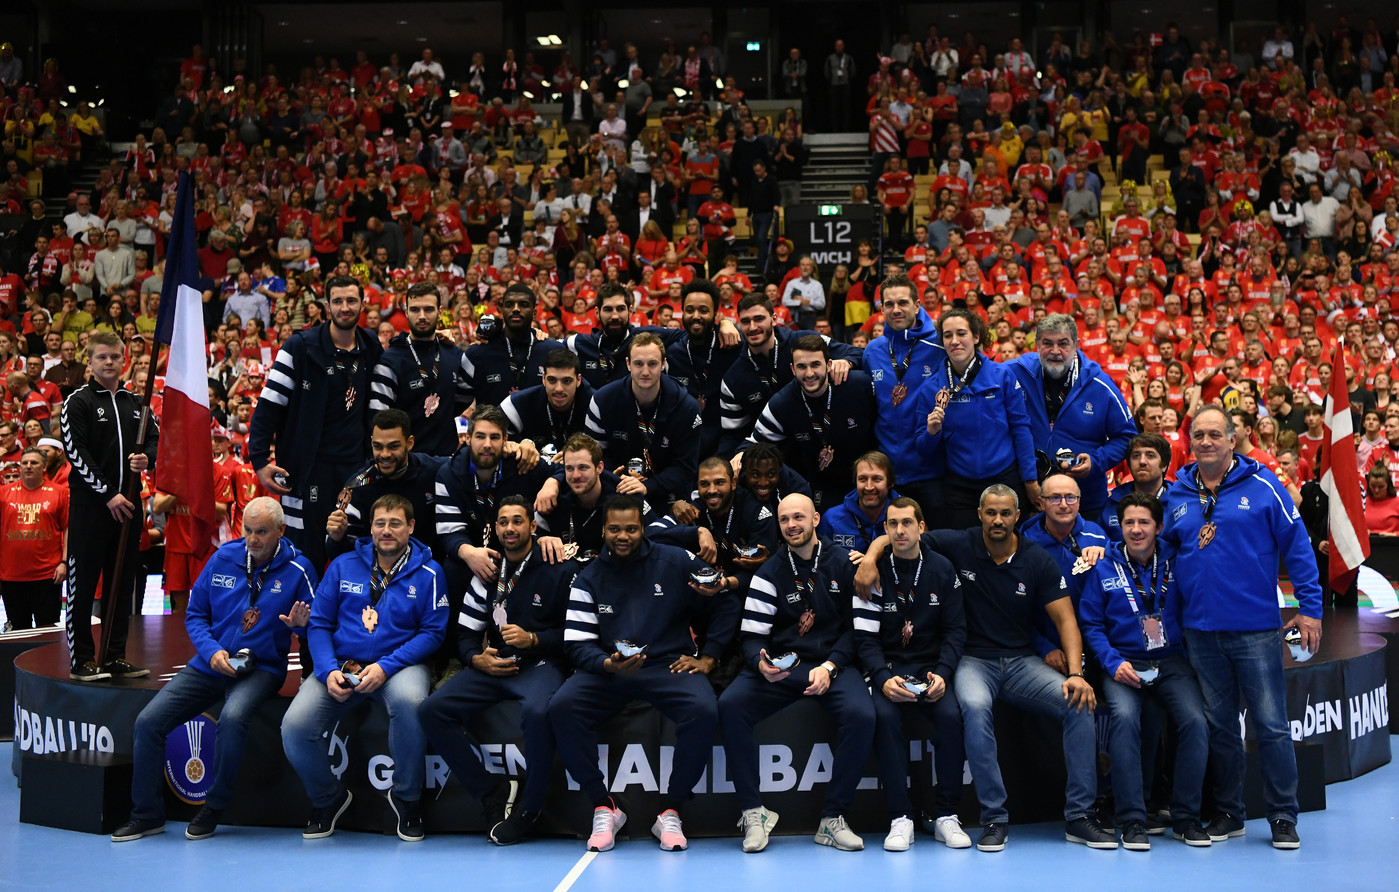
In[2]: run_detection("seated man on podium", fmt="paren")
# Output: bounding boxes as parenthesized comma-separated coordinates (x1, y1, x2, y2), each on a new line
(281, 493, 447, 842)
(112, 497, 318, 842)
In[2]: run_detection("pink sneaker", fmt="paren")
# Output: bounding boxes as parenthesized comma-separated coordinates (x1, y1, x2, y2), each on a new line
(651, 809, 688, 851)
(587, 802, 627, 852)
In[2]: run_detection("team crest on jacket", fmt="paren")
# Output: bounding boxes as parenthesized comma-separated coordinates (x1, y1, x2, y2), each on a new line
(929, 592, 940, 605)
(533, 593, 542, 606)
(1016, 582, 1027, 596)
(1238, 496, 1250, 510)
(1083, 402, 1094, 414)
(654, 583, 664, 596)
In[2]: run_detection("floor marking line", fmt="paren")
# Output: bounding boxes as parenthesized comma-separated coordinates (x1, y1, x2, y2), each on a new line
(552, 850, 597, 892)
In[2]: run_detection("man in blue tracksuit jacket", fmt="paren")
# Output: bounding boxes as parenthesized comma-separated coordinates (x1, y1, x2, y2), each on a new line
(817, 451, 900, 553)
(112, 498, 319, 842)
(551, 494, 739, 853)
(863, 277, 945, 514)
(281, 494, 447, 842)
(1021, 473, 1110, 671)
(1008, 314, 1136, 519)
(1159, 406, 1323, 849)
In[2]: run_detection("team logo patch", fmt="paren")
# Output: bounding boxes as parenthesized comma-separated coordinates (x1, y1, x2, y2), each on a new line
(1016, 582, 1027, 596)
(407, 585, 417, 599)
(654, 584, 665, 596)
(757, 506, 772, 520)
(271, 580, 282, 593)
(340, 581, 365, 594)
(1083, 402, 1094, 415)
(487, 374, 502, 383)
(598, 603, 614, 614)
(164, 714, 217, 805)
(883, 602, 899, 612)
(1238, 496, 1250, 510)
(211, 574, 235, 588)
(1173, 504, 1189, 520)
(533, 593, 543, 606)
(961, 569, 977, 582)
(872, 369, 884, 381)
(929, 593, 940, 605)
(786, 592, 803, 604)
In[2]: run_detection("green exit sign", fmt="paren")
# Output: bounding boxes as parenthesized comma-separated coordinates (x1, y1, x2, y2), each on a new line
(818, 204, 841, 216)
(746, 41, 761, 51)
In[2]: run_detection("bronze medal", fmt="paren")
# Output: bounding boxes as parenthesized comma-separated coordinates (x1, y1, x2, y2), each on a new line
(935, 387, 951, 409)
(1198, 521, 1216, 548)
(345, 386, 357, 410)
(818, 444, 834, 470)
(696, 394, 706, 413)
(241, 607, 260, 633)
(563, 542, 579, 560)
(798, 608, 815, 636)
(336, 487, 353, 511)
(901, 619, 913, 647)
(362, 605, 378, 632)
(890, 382, 908, 407)
(423, 392, 440, 417)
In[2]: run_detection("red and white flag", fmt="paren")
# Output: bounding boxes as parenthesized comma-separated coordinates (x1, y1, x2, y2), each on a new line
(1320, 341, 1369, 592)
(152, 171, 218, 550)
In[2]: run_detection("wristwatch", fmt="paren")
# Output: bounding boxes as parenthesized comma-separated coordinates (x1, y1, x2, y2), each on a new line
(821, 661, 839, 679)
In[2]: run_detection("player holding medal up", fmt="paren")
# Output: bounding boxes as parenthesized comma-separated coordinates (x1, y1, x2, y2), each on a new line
(1077, 492, 1211, 850)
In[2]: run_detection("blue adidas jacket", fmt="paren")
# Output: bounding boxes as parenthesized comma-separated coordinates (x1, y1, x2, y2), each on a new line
(1078, 541, 1185, 677)
(1161, 455, 1323, 631)
(913, 356, 1037, 482)
(309, 535, 448, 682)
(1021, 512, 1109, 657)
(817, 488, 901, 552)
(864, 310, 945, 486)
(1007, 351, 1137, 515)
(186, 539, 320, 680)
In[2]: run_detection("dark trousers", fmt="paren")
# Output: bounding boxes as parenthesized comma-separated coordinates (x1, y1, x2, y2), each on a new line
(549, 665, 717, 807)
(419, 662, 565, 814)
(935, 465, 1025, 532)
(872, 685, 964, 818)
(897, 479, 943, 526)
(281, 459, 360, 573)
(2, 578, 62, 629)
(719, 669, 874, 816)
(66, 499, 142, 668)
(829, 86, 851, 131)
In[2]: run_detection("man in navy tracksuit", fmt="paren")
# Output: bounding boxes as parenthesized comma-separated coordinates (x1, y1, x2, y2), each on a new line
(583, 332, 701, 505)
(864, 275, 945, 515)
(566, 283, 713, 389)
(1008, 314, 1136, 520)
(1020, 473, 1110, 674)
(461, 284, 564, 407)
(367, 283, 470, 456)
(112, 498, 318, 842)
(551, 495, 738, 853)
(818, 451, 900, 554)
(281, 494, 447, 841)
(1160, 407, 1323, 850)
(666, 281, 742, 458)
(743, 334, 878, 510)
(1078, 492, 1211, 849)
(534, 433, 656, 561)
(500, 349, 593, 456)
(719, 493, 875, 854)
(1099, 432, 1170, 544)
(418, 496, 574, 845)
(853, 497, 969, 852)
(250, 275, 383, 569)
(719, 295, 863, 453)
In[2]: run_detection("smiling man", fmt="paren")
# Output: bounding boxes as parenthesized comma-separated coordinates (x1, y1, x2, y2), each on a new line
(462, 283, 564, 406)
(666, 280, 744, 457)
(818, 451, 900, 554)
(501, 349, 593, 458)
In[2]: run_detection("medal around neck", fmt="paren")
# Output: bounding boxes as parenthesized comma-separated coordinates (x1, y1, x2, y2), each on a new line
(1283, 627, 1314, 662)
(766, 651, 800, 671)
(900, 675, 931, 696)
(614, 639, 647, 657)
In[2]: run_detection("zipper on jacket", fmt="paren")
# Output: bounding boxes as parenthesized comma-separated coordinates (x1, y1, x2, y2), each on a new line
(110, 389, 125, 493)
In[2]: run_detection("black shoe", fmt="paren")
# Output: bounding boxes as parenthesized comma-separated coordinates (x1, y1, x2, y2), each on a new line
(111, 818, 165, 842)
(1173, 821, 1213, 847)
(976, 823, 1007, 852)
(387, 792, 424, 842)
(185, 806, 222, 840)
(482, 779, 518, 829)
(304, 787, 353, 839)
(1146, 813, 1169, 835)
(70, 661, 112, 682)
(1121, 821, 1150, 851)
(1205, 813, 1246, 842)
(1270, 819, 1300, 850)
(103, 659, 150, 679)
(1066, 816, 1119, 849)
(489, 809, 538, 846)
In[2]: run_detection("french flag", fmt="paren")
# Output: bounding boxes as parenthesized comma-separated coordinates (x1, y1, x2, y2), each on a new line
(153, 171, 218, 549)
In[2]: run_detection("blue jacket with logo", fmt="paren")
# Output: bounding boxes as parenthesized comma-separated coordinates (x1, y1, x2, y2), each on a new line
(1020, 513, 1110, 657)
(1099, 481, 1167, 544)
(1007, 351, 1137, 515)
(186, 539, 319, 680)
(308, 535, 448, 682)
(913, 356, 1037, 482)
(1078, 541, 1185, 676)
(1161, 455, 1323, 631)
(817, 488, 900, 552)
(864, 310, 945, 485)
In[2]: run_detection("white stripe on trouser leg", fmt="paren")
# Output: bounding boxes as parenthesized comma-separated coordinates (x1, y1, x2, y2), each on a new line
(64, 554, 77, 665)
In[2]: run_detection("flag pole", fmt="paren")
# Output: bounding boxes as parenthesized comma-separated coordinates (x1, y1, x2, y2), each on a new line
(96, 340, 163, 668)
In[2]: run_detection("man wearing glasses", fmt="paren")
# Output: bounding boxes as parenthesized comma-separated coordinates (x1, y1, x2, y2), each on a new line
(1021, 473, 1107, 676)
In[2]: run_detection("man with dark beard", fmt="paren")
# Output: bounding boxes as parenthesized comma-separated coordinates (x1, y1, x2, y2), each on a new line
(665, 280, 742, 458)
(462, 284, 564, 407)
(369, 283, 469, 456)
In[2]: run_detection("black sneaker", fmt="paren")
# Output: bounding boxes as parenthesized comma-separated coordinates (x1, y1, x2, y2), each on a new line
(1121, 821, 1150, 851)
(1205, 813, 1246, 842)
(1173, 821, 1213, 847)
(70, 661, 112, 682)
(1146, 813, 1169, 835)
(976, 823, 1007, 852)
(1270, 819, 1300, 850)
(482, 779, 518, 829)
(387, 792, 424, 842)
(303, 787, 353, 839)
(489, 809, 538, 846)
(1066, 816, 1119, 849)
(103, 659, 150, 679)
(111, 818, 165, 842)
(185, 806, 222, 840)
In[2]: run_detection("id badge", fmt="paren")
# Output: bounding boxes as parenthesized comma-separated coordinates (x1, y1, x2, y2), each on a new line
(1140, 613, 1168, 651)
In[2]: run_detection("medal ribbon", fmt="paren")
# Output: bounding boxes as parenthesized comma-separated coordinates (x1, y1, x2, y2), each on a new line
(786, 540, 822, 612)
(244, 540, 283, 609)
(504, 331, 535, 388)
(749, 340, 781, 394)
(472, 461, 505, 542)
(493, 551, 532, 619)
(888, 551, 923, 608)
(369, 544, 412, 607)
(406, 337, 439, 384)
(802, 384, 834, 447)
(888, 337, 913, 384)
(945, 353, 982, 396)
(1120, 547, 1163, 615)
(688, 330, 716, 390)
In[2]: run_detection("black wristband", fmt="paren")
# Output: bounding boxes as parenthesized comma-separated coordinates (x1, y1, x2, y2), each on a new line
(1067, 671, 1085, 679)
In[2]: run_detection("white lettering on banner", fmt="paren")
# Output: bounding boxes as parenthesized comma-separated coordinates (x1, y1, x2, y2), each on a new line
(797, 743, 833, 790)
(761, 744, 797, 791)
(809, 251, 852, 266)
(1289, 695, 1343, 741)
(1349, 683, 1390, 740)
(14, 705, 113, 755)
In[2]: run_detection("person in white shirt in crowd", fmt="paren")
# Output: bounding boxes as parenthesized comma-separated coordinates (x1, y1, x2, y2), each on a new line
(1286, 134, 1321, 185)
(1300, 181, 1340, 257)
(782, 256, 826, 331)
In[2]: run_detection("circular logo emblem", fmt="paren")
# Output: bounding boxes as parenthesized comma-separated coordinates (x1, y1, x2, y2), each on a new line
(164, 714, 218, 804)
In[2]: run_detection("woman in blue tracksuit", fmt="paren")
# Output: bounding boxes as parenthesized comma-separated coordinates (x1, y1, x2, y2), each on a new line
(912, 309, 1040, 530)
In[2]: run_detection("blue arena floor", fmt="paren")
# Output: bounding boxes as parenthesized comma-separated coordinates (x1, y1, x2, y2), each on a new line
(3, 739, 1397, 891)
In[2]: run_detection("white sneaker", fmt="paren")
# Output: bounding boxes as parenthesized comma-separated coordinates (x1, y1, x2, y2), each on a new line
(651, 809, 687, 851)
(934, 815, 973, 849)
(739, 806, 779, 853)
(814, 815, 864, 851)
(884, 815, 915, 851)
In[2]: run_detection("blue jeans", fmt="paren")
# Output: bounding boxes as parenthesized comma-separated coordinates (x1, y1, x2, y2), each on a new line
(281, 665, 431, 807)
(954, 654, 1097, 824)
(1184, 629, 1298, 823)
(1102, 653, 1208, 826)
(130, 666, 282, 820)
